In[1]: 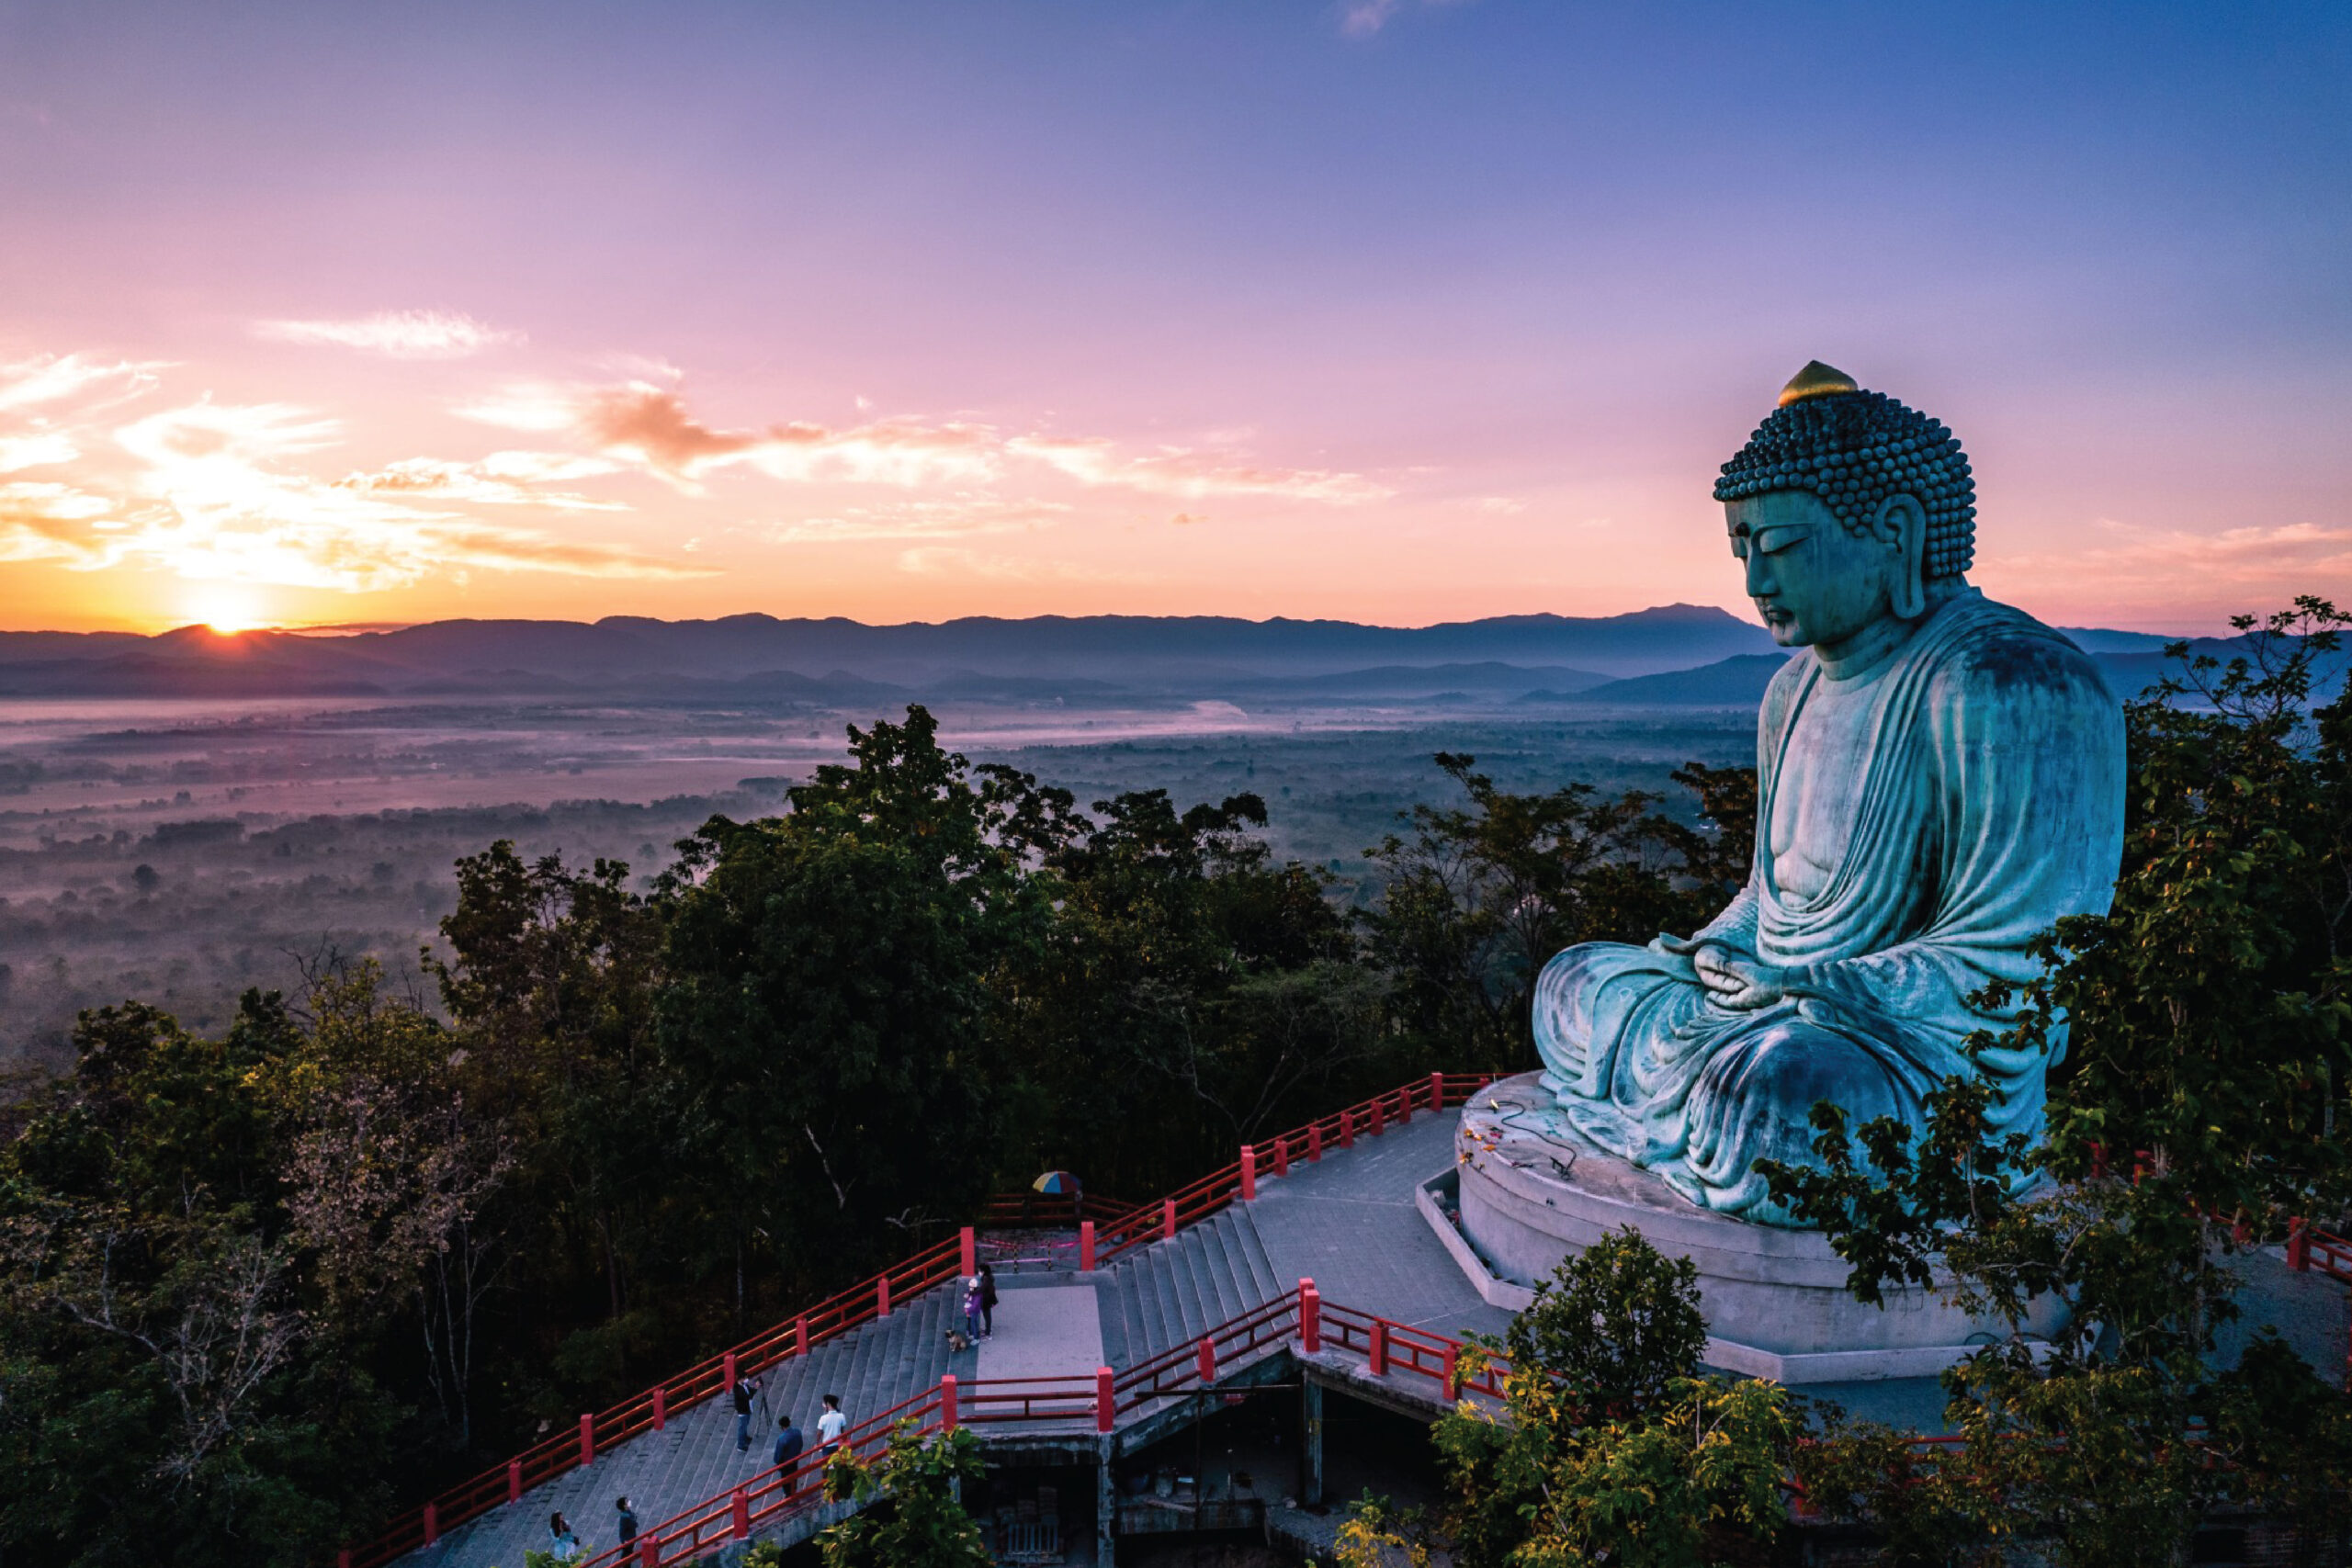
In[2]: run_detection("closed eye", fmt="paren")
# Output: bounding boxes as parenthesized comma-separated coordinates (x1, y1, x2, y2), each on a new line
(1753, 525, 1810, 555)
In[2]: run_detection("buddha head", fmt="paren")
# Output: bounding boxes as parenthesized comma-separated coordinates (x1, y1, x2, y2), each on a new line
(1713, 363, 1975, 649)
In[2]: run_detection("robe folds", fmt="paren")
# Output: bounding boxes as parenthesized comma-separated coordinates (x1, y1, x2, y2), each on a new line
(1532, 589, 2126, 1224)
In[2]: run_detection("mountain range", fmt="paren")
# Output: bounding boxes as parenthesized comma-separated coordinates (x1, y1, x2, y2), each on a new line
(0, 606, 2194, 705)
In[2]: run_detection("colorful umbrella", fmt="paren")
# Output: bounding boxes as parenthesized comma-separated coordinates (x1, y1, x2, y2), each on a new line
(1032, 1170, 1081, 1195)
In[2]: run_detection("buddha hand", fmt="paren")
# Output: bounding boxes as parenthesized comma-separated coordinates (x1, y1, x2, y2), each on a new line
(1683, 942, 1794, 1011)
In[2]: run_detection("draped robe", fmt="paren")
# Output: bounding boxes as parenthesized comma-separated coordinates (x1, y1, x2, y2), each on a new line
(1532, 589, 2125, 1223)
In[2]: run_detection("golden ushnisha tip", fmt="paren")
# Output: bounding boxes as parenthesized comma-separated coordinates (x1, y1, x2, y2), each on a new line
(1778, 360, 1860, 406)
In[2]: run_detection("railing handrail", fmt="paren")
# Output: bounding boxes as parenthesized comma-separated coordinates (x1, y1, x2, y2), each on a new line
(568, 1280, 1497, 1568)
(340, 1071, 1494, 1567)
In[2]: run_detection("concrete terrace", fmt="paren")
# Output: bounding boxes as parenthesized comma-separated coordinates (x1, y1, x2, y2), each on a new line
(402, 1106, 1502, 1568)
(390, 1098, 2349, 1567)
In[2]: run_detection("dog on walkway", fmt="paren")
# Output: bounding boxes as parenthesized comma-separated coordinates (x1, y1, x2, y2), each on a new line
(944, 1327, 972, 1353)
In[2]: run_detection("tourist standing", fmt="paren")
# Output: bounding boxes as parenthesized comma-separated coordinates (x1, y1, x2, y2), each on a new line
(963, 1273, 983, 1342)
(774, 1415, 806, 1493)
(615, 1496, 639, 1547)
(816, 1393, 847, 1458)
(978, 1262, 998, 1337)
(548, 1512, 582, 1562)
(732, 1370, 763, 1453)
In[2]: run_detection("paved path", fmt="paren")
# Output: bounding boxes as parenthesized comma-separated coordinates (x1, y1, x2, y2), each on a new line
(1250, 1106, 1515, 1342)
(978, 1281, 1104, 1382)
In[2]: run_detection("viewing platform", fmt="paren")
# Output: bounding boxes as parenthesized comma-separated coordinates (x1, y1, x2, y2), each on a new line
(372, 1078, 1511, 1568)
(365, 1074, 2352, 1568)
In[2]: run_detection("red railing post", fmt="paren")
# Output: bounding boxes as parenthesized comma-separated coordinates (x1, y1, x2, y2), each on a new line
(639, 1540, 658, 1567)
(340, 1552, 353, 1568)
(960, 1226, 977, 1277)
(1430, 1070, 1446, 1111)
(1308, 1124, 1323, 1162)
(1371, 1097, 1386, 1136)
(1272, 1135, 1290, 1177)
(1369, 1319, 1389, 1376)
(1298, 1278, 1321, 1353)
(1096, 1365, 1115, 1432)
(878, 1273, 892, 1317)
(1396, 1085, 1411, 1125)
(651, 1384, 667, 1431)
(723, 1349, 738, 1394)
(1340, 1109, 1354, 1148)
(1442, 1343, 1460, 1397)
(731, 1486, 751, 1540)
(796, 1314, 809, 1356)
(1080, 1220, 1096, 1270)
(507, 1458, 522, 1502)
(1197, 1336, 1216, 1385)
(580, 1412, 594, 1467)
(423, 1503, 439, 1546)
(2290, 1217, 2311, 1270)
(1240, 1145, 1258, 1201)
(941, 1373, 959, 1433)
(1162, 1197, 1177, 1239)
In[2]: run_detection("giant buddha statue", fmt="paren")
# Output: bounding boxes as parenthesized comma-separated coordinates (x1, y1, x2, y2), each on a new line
(1531, 362, 2125, 1224)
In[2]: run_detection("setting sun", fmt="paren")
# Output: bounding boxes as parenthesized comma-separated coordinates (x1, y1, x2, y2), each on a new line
(187, 585, 265, 635)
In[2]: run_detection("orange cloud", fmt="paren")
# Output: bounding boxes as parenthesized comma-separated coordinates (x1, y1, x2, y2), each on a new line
(1980, 517, 2352, 624)
(458, 380, 1387, 502)
(335, 451, 628, 511)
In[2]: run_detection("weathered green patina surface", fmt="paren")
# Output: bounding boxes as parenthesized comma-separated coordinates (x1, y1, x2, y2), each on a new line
(1532, 367, 2125, 1223)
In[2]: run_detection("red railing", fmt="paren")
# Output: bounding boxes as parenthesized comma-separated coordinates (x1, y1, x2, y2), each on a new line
(1090, 1073, 1495, 1268)
(1320, 1301, 1507, 1401)
(340, 1071, 1494, 1568)
(571, 1278, 1496, 1568)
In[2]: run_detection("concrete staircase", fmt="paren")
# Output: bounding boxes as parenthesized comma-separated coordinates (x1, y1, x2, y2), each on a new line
(1096, 1206, 1283, 1371)
(414, 1285, 978, 1567)
(406, 1207, 1286, 1566)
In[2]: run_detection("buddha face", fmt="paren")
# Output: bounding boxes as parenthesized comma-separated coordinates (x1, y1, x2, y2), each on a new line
(1725, 488, 1921, 649)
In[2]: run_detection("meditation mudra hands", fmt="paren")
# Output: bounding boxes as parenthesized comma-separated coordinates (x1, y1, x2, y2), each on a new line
(1657, 934, 1796, 1010)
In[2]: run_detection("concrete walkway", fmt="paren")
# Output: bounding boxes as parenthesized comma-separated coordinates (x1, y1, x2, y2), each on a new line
(978, 1281, 1104, 1382)
(1250, 1106, 1515, 1342)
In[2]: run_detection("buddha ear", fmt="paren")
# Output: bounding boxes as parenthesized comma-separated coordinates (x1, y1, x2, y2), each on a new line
(1878, 493, 1928, 619)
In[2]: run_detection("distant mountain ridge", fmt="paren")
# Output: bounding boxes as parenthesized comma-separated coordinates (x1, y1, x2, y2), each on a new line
(0, 607, 2203, 704)
(0, 606, 1768, 699)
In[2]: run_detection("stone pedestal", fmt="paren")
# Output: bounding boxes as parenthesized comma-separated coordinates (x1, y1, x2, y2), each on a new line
(1437, 1074, 2058, 1382)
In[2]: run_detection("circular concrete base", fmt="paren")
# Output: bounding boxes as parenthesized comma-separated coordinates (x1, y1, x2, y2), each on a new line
(1453, 1074, 2054, 1367)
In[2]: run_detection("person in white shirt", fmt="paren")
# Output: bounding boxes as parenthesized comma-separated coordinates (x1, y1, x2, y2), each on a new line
(815, 1393, 847, 1456)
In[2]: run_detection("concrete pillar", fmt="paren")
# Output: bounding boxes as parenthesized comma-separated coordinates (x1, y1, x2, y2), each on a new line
(1097, 1438, 1118, 1568)
(1300, 1382, 1325, 1508)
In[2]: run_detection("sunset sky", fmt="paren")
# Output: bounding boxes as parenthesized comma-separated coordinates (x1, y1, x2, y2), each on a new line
(1, 1, 2345, 636)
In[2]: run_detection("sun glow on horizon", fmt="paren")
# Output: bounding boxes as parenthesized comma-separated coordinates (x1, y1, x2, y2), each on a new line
(186, 584, 267, 636)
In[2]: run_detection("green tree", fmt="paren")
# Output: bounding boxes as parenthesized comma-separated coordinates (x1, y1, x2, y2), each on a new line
(1435, 1228, 1792, 1568)
(656, 708, 1026, 1305)
(0, 995, 400, 1568)
(1001, 784, 1385, 1190)
(818, 1420, 992, 1568)
(1364, 755, 1754, 1073)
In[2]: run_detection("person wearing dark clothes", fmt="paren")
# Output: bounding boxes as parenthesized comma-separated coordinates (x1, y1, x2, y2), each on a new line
(616, 1496, 639, 1545)
(978, 1263, 998, 1337)
(774, 1416, 806, 1494)
(732, 1372, 762, 1453)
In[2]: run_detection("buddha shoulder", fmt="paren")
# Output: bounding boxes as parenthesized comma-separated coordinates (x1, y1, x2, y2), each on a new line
(1928, 600, 2120, 714)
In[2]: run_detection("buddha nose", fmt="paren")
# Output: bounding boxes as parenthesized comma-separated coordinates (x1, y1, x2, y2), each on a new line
(1744, 551, 1774, 598)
